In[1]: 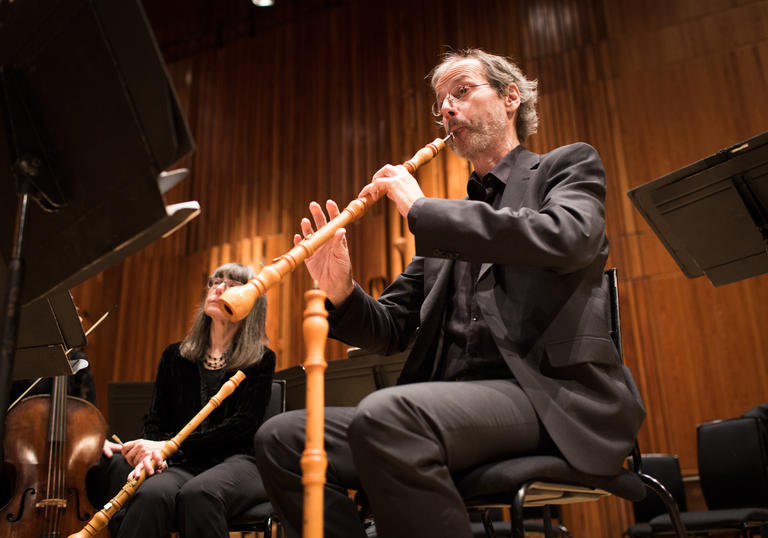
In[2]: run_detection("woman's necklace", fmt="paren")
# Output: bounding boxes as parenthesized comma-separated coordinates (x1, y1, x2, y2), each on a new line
(204, 348, 230, 370)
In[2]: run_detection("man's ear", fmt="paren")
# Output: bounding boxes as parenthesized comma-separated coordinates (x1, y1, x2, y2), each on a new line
(505, 83, 521, 117)
(506, 83, 521, 107)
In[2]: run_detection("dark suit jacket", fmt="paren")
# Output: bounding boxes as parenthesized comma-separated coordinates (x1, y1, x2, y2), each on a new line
(329, 142, 645, 476)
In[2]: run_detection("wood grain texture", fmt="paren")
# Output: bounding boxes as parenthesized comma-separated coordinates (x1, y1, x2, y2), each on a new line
(69, 0, 768, 534)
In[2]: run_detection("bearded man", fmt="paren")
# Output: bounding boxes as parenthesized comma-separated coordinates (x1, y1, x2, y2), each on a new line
(254, 48, 645, 538)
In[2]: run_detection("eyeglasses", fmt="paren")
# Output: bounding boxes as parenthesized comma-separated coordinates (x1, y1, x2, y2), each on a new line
(207, 277, 245, 289)
(431, 83, 491, 117)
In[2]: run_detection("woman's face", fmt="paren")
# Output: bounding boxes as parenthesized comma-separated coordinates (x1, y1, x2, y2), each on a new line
(203, 275, 244, 322)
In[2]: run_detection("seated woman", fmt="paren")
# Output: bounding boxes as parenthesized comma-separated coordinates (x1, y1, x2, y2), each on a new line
(104, 262, 275, 538)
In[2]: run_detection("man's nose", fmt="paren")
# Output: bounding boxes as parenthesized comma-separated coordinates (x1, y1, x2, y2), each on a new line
(441, 98, 457, 117)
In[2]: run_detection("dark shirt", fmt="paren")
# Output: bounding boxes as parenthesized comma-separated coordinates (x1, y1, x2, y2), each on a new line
(435, 146, 526, 381)
(198, 365, 228, 405)
(142, 342, 275, 470)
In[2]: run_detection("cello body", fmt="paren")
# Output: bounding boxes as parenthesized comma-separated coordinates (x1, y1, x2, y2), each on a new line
(0, 390, 107, 538)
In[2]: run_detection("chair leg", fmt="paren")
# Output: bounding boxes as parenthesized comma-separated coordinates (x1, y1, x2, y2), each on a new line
(480, 509, 498, 538)
(639, 472, 687, 538)
(542, 505, 554, 538)
(264, 514, 272, 538)
(508, 484, 529, 538)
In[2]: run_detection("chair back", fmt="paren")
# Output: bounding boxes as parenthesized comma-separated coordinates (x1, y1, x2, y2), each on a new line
(632, 454, 687, 522)
(698, 416, 768, 509)
(263, 379, 286, 422)
(606, 267, 622, 361)
(107, 381, 155, 440)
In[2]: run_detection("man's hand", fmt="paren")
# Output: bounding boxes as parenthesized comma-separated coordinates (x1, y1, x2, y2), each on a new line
(359, 164, 424, 219)
(296, 200, 354, 306)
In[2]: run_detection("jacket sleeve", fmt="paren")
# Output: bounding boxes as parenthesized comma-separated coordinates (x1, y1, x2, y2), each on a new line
(328, 256, 425, 354)
(409, 143, 607, 274)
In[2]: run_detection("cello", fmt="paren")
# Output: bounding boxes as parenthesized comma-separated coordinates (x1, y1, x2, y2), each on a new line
(0, 373, 107, 537)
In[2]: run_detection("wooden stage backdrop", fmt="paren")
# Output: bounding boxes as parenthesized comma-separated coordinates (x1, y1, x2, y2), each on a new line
(71, 0, 768, 534)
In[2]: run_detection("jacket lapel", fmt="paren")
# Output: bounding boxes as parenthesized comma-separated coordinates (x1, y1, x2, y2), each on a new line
(477, 148, 541, 283)
(422, 256, 453, 325)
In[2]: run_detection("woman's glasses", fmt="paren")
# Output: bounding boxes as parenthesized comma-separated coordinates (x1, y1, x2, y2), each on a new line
(207, 277, 245, 289)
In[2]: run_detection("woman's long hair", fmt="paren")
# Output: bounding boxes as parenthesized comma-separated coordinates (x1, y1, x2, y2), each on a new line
(179, 263, 267, 371)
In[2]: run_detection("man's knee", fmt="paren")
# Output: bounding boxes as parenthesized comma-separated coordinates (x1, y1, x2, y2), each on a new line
(253, 410, 306, 467)
(348, 387, 422, 455)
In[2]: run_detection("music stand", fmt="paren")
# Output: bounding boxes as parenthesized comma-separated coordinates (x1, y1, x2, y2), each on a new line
(0, 0, 199, 449)
(628, 131, 768, 287)
(7, 290, 85, 380)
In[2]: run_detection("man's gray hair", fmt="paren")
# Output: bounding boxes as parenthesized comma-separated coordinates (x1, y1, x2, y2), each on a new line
(429, 49, 539, 142)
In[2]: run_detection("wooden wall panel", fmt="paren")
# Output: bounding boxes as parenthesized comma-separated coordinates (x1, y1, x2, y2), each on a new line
(67, 0, 768, 534)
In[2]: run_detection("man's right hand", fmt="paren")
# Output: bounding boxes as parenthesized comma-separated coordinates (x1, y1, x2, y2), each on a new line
(295, 200, 354, 306)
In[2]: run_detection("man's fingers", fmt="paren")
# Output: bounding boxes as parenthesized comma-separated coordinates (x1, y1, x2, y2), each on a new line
(332, 228, 346, 250)
(309, 201, 328, 229)
(300, 217, 314, 237)
(326, 200, 341, 219)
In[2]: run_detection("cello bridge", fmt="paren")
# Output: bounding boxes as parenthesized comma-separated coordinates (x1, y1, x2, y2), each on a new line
(35, 498, 67, 508)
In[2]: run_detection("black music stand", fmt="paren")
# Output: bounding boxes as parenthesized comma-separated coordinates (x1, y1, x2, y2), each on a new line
(7, 291, 85, 381)
(628, 131, 768, 287)
(0, 0, 198, 451)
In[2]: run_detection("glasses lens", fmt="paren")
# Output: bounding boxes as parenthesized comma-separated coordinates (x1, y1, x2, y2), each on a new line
(208, 277, 244, 289)
(453, 85, 469, 100)
(431, 99, 442, 117)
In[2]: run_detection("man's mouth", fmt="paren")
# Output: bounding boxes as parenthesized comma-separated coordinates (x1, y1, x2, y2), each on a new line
(448, 122, 469, 136)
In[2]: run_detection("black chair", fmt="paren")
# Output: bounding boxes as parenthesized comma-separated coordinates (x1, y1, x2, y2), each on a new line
(623, 454, 687, 538)
(650, 416, 768, 537)
(453, 269, 687, 538)
(228, 378, 286, 538)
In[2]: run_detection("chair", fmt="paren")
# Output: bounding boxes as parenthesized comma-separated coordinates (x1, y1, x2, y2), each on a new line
(623, 454, 687, 538)
(453, 269, 686, 538)
(650, 416, 768, 537)
(228, 378, 286, 538)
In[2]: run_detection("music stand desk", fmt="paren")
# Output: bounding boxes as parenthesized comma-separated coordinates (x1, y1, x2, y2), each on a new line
(628, 131, 768, 287)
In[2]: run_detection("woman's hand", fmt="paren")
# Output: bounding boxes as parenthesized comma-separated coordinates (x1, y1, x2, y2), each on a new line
(121, 438, 165, 467)
(102, 439, 123, 458)
(122, 439, 167, 479)
(128, 447, 167, 479)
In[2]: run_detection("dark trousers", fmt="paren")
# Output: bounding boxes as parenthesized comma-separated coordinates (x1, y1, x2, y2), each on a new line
(254, 379, 552, 538)
(105, 453, 266, 538)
